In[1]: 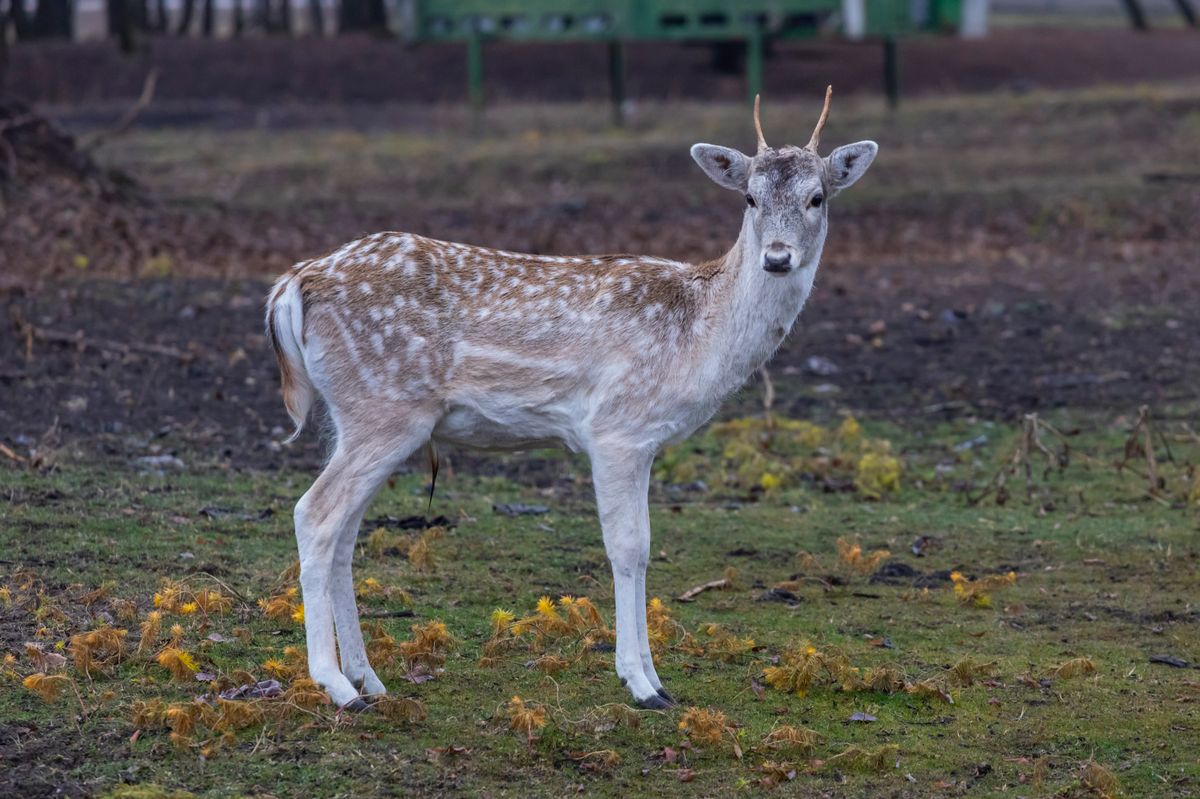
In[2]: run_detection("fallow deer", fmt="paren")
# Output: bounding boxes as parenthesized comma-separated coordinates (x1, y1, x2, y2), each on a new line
(266, 89, 877, 710)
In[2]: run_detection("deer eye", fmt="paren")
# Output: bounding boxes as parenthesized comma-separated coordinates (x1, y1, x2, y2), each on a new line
(810, 194, 824, 209)
(745, 194, 757, 208)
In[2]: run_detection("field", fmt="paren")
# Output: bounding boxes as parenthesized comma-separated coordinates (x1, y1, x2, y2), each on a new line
(2, 33, 1200, 798)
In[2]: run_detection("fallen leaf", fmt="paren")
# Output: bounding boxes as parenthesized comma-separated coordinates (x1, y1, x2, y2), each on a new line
(1149, 654, 1189, 668)
(848, 711, 877, 723)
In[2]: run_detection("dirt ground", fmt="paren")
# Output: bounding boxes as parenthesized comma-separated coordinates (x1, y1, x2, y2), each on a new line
(2, 46, 1199, 468)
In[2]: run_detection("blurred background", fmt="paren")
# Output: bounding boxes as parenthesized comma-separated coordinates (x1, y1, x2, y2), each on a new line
(1, 0, 1196, 468)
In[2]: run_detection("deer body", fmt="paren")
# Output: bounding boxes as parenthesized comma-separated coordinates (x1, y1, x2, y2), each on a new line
(267, 92, 877, 709)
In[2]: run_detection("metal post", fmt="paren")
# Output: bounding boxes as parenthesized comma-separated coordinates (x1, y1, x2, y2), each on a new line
(608, 40, 626, 128)
(1118, 0, 1149, 30)
(883, 36, 899, 110)
(467, 31, 485, 131)
(746, 26, 764, 108)
(1170, 0, 1197, 26)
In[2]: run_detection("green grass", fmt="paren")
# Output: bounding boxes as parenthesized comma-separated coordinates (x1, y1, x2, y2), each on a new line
(1, 414, 1198, 798)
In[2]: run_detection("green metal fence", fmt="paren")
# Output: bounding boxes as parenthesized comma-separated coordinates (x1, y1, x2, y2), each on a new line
(406, 0, 963, 122)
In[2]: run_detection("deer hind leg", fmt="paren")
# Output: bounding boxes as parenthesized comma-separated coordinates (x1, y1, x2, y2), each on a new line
(590, 444, 670, 710)
(331, 503, 387, 698)
(294, 415, 435, 709)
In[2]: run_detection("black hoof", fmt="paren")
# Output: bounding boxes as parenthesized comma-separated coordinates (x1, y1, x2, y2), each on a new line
(656, 687, 678, 705)
(340, 696, 371, 713)
(636, 694, 672, 711)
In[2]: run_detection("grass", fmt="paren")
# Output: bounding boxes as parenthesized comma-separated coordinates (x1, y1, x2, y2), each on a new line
(2, 412, 1198, 798)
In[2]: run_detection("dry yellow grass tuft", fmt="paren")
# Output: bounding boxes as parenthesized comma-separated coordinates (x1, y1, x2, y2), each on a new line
(646, 597, 682, 653)
(950, 657, 999, 687)
(22, 672, 73, 703)
(375, 696, 427, 722)
(407, 526, 444, 571)
(760, 725, 820, 755)
(700, 624, 756, 662)
(906, 678, 953, 703)
(951, 570, 1017, 608)
(1053, 656, 1098, 679)
(283, 678, 328, 709)
(137, 611, 163, 655)
(1080, 759, 1120, 798)
(678, 706, 733, 747)
(68, 625, 128, 678)
(258, 587, 301, 622)
(155, 647, 199, 681)
(762, 643, 825, 697)
(836, 537, 891, 575)
(193, 589, 233, 615)
(399, 620, 457, 672)
(481, 595, 612, 670)
(507, 695, 547, 746)
(825, 744, 900, 772)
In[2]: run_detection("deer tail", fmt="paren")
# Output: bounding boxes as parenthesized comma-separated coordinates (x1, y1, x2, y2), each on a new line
(266, 272, 314, 443)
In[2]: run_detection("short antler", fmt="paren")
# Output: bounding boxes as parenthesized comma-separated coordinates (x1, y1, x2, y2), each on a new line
(753, 94, 768, 153)
(805, 85, 833, 153)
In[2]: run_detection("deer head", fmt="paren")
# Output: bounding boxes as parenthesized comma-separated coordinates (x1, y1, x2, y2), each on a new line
(690, 87, 877, 275)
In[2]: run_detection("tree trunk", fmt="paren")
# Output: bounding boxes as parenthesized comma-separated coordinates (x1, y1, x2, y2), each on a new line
(307, 0, 323, 35)
(130, 0, 148, 31)
(33, 0, 74, 39)
(11, 0, 33, 40)
(231, 0, 243, 35)
(0, 6, 9, 96)
(338, 0, 386, 33)
(107, 0, 137, 52)
(200, 0, 213, 35)
(254, 0, 269, 30)
(176, 0, 194, 35)
(278, 0, 290, 34)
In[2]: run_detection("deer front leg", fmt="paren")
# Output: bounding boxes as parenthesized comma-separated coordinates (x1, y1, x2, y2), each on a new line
(634, 561, 672, 702)
(590, 444, 670, 710)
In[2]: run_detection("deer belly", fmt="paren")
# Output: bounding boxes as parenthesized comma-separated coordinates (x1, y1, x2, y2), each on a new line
(432, 401, 583, 453)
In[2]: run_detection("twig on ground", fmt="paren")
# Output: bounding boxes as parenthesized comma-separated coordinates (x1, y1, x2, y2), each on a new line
(758, 366, 775, 430)
(29, 324, 197, 362)
(0, 442, 27, 464)
(677, 579, 728, 602)
(80, 69, 159, 152)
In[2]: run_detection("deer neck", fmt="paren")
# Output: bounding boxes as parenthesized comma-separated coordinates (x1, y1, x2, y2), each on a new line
(700, 213, 822, 389)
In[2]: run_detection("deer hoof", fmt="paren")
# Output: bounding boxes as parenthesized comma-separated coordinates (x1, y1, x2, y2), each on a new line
(636, 693, 673, 711)
(656, 687, 678, 706)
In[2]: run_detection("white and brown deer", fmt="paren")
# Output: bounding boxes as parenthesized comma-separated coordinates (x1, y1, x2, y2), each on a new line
(266, 89, 877, 710)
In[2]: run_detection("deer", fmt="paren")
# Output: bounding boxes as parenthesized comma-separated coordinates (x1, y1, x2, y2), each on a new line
(266, 88, 877, 711)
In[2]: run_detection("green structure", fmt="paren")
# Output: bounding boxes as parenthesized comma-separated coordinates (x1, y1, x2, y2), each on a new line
(407, 0, 966, 121)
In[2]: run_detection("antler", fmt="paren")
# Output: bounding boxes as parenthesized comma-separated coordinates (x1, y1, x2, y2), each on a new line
(753, 94, 768, 153)
(805, 85, 833, 153)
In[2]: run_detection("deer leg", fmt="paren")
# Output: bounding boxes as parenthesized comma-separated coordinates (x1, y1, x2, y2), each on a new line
(295, 424, 430, 709)
(591, 444, 668, 710)
(635, 561, 672, 702)
(331, 504, 387, 698)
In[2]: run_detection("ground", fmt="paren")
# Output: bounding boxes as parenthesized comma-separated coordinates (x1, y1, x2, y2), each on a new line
(1, 31, 1199, 799)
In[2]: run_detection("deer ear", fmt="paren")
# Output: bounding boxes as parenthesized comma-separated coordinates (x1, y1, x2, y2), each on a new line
(825, 141, 878, 196)
(690, 144, 752, 192)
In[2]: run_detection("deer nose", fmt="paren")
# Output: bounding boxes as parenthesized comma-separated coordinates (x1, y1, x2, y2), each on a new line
(763, 245, 792, 274)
